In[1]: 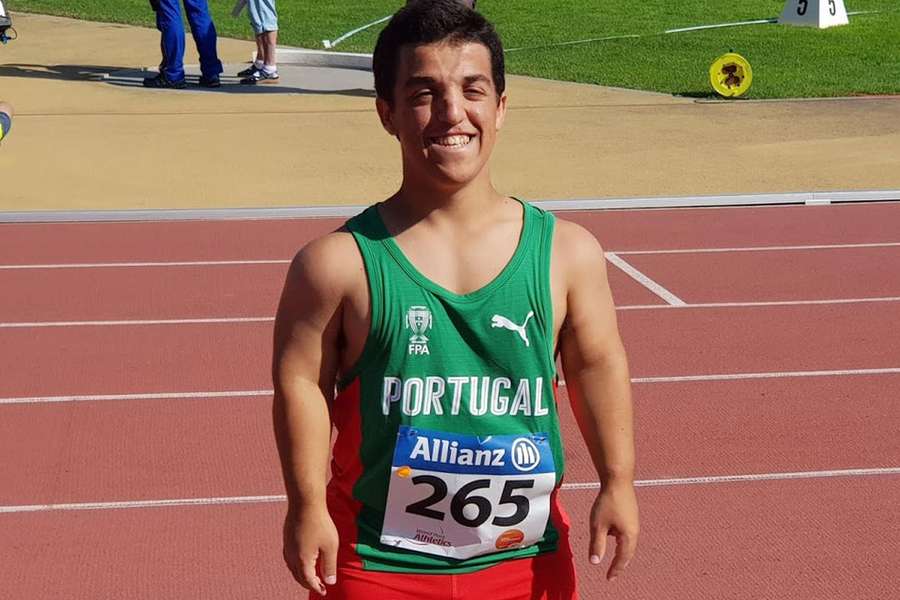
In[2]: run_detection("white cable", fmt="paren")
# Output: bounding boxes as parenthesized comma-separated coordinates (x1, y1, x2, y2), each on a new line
(323, 14, 391, 49)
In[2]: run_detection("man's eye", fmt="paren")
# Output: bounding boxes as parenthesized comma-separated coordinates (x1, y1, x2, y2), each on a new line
(465, 88, 487, 97)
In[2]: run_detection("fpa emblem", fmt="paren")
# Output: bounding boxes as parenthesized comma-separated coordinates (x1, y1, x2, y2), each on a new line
(405, 305, 433, 355)
(511, 437, 541, 472)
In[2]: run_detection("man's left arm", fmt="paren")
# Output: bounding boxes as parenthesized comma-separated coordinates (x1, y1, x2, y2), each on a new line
(555, 220, 639, 581)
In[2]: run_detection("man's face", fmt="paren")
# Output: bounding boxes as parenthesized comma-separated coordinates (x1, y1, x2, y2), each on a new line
(376, 41, 507, 190)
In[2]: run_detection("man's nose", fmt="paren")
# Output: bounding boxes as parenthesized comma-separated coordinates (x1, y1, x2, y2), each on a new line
(436, 91, 465, 124)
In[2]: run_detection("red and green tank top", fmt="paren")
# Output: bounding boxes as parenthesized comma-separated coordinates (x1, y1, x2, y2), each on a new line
(328, 199, 566, 574)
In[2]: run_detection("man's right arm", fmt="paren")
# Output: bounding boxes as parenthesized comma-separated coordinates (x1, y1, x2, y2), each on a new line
(272, 232, 356, 596)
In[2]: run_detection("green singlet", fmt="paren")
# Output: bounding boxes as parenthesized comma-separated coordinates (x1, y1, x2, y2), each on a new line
(328, 199, 567, 574)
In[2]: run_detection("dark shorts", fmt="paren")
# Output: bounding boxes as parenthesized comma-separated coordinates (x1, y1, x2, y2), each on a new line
(0, 111, 11, 141)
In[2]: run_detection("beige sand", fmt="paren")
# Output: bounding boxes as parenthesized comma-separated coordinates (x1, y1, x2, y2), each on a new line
(1, 13, 898, 211)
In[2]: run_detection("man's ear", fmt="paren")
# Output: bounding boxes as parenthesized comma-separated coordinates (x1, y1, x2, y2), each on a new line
(376, 97, 398, 136)
(495, 92, 508, 131)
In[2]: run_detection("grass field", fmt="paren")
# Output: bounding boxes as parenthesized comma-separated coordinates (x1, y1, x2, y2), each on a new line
(11, 0, 900, 98)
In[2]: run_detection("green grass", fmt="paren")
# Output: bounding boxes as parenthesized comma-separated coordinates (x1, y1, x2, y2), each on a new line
(11, 0, 900, 98)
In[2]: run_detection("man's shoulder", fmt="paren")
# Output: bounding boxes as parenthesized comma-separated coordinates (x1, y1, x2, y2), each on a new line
(288, 228, 364, 294)
(552, 217, 605, 259)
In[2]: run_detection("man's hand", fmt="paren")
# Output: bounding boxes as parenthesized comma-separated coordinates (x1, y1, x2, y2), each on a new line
(283, 506, 339, 595)
(588, 481, 639, 581)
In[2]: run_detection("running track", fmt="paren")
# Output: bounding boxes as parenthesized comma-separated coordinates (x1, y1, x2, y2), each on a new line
(1, 202, 898, 599)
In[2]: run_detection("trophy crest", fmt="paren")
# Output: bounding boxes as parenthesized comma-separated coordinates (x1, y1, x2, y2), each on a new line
(405, 306, 432, 344)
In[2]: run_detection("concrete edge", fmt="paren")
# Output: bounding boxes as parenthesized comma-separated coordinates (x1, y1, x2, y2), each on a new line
(272, 47, 373, 71)
(1, 191, 897, 223)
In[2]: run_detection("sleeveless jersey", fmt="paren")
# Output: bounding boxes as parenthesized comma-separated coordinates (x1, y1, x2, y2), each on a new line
(328, 199, 566, 574)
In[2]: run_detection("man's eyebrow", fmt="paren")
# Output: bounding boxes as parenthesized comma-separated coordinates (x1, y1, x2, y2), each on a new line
(402, 74, 493, 88)
(462, 74, 492, 86)
(403, 76, 438, 88)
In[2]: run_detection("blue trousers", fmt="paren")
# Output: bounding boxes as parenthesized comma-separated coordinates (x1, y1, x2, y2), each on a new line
(150, 0, 223, 81)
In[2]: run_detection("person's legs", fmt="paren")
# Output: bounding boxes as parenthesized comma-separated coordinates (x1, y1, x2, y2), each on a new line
(250, 0, 277, 71)
(262, 29, 278, 69)
(182, 0, 223, 78)
(255, 34, 265, 67)
(151, 0, 186, 82)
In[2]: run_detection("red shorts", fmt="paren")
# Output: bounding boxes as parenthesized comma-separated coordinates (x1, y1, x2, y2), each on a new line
(310, 543, 577, 600)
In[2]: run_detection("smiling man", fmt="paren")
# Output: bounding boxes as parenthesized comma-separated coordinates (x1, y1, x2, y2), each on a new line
(273, 2, 638, 599)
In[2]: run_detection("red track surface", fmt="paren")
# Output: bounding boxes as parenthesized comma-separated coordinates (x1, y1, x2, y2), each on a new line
(2, 303, 897, 397)
(625, 247, 900, 303)
(0, 259, 661, 322)
(1, 202, 899, 599)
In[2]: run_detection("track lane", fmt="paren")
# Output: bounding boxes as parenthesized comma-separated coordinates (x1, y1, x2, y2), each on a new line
(0, 397, 280, 505)
(1, 476, 896, 599)
(0, 258, 663, 324)
(3, 375, 898, 505)
(1, 303, 897, 398)
(624, 246, 900, 304)
(564, 201, 900, 250)
(0, 264, 288, 322)
(3, 203, 899, 265)
(564, 475, 899, 600)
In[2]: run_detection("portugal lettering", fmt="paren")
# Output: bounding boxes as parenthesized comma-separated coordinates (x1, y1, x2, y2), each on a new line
(381, 376, 549, 417)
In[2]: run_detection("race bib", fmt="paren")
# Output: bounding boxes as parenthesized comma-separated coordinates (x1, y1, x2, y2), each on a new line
(380, 426, 556, 560)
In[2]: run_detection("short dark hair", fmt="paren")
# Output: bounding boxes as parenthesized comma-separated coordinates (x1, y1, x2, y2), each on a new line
(373, 0, 505, 104)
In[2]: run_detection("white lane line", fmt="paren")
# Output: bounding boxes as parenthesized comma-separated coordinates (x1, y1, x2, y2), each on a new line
(0, 390, 273, 406)
(617, 296, 900, 310)
(605, 252, 686, 306)
(631, 368, 900, 384)
(0, 317, 274, 328)
(1, 242, 898, 270)
(3, 468, 897, 514)
(0, 259, 290, 270)
(615, 241, 900, 256)
(8, 368, 900, 405)
(2, 296, 898, 329)
(563, 467, 900, 491)
(0, 495, 285, 514)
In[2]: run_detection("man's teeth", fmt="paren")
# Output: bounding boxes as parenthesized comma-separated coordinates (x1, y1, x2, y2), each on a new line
(431, 135, 472, 147)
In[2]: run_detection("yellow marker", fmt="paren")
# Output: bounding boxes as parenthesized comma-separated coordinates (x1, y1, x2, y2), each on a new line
(397, 466, 412, 478)
(710, 52, 753, 98)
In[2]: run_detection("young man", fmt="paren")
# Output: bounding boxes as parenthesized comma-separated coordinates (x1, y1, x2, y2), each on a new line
(0, 101, 12, 144)
(144, 0, 223, 89)
(273, 2, 638, 598)
(238, 0, 279, 84)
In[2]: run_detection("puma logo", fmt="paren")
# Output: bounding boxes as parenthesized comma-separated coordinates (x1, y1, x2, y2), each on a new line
(491, 311, 534, 347)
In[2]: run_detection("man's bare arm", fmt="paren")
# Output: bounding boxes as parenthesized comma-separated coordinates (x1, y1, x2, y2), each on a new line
(556, 220, 639, 581)
(272, 232, 357, 596)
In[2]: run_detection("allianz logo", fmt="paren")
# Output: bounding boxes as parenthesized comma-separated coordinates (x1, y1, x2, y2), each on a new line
(407, 435, 542, 472)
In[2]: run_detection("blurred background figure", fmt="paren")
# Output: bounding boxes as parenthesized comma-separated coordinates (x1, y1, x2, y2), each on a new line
(0, 101, 13, 144)
(239, 0, 280, 84)
(145, 0, 224, 89)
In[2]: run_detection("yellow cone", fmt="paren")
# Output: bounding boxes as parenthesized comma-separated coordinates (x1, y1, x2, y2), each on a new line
(710, 53, 753, 98)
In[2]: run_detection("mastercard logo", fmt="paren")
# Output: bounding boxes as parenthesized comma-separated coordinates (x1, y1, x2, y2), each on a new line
(495, 529, 525, 550)
(397, 466, 412, 478)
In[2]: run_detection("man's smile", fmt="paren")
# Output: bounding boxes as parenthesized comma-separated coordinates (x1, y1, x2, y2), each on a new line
(426, 134, 476, 150)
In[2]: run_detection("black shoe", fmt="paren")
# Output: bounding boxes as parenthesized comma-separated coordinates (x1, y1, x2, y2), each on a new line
(240, 68, 279, 85)
(143, 73, 186, 89)
(199, 75, 221, 88)
(237, 64, 260, 77)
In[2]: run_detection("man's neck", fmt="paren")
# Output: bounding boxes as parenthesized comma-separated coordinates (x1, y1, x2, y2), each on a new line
(388, 170, 506, 226)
